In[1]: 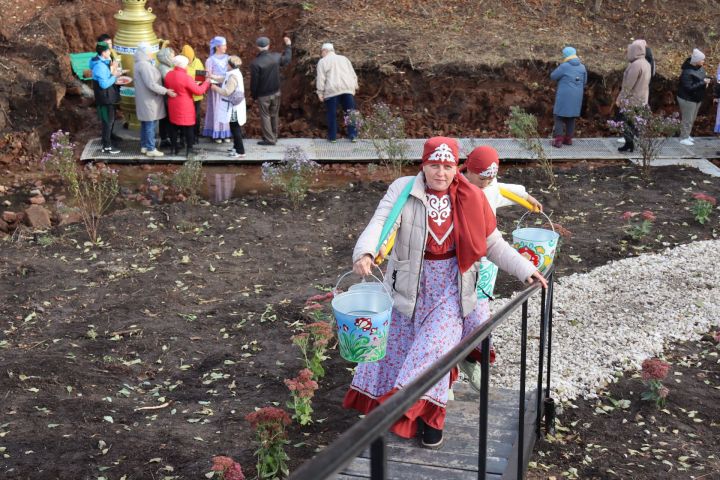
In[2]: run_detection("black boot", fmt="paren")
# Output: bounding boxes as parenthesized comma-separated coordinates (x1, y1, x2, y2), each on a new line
(618, 142, 634, 153)
(420, 421, 443, 448)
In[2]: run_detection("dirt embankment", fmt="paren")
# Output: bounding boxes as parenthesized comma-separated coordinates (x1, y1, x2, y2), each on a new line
(1, 0, 720, 163)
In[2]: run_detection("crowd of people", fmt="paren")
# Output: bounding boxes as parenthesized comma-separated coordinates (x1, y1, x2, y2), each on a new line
(89, 34, 308, 158)
(88, 35, 720, 158)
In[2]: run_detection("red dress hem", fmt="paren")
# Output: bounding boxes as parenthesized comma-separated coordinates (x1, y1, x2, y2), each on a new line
(342, 367, 459, 439)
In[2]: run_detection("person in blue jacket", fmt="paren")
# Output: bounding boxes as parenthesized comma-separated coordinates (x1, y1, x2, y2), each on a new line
(550, 46, 587, 148)
(90, 41, 121, 153)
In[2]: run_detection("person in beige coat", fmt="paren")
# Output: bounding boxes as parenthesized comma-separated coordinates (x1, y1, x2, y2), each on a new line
(344, 137, 545, 449)
(316, 43, 359, 142)
(616, 41, 652, 152)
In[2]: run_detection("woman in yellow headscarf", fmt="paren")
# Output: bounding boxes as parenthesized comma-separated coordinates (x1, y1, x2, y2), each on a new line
(181, 44, 206, 145)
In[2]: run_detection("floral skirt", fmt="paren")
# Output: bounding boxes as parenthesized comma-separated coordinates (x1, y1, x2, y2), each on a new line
(343, 257, 490, 438)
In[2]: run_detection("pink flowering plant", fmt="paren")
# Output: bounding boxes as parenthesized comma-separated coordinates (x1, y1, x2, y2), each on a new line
(691, 192, 717, 225)
(245, 407, 291, 479)
(211, 456, 245, 480)
(640, 357, 670, 407)
(261, 145, 319, 209)
(607, 102, 680, 177)
(621, 210, 656, 241)
(348, 103, 408, 175)
(285, 368, 319, 425)
(41, 130, 118, 243)
(292, 317, 334, 380)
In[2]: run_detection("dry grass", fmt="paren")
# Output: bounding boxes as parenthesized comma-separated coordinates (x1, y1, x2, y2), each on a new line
(297, 0, 720, 76)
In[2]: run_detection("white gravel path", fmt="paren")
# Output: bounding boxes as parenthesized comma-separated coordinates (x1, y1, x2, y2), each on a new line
(488, 239, 720, 402)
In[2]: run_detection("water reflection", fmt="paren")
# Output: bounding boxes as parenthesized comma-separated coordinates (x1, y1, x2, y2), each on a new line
(206, 173, 237, 202)
(111, 164, 418, 203)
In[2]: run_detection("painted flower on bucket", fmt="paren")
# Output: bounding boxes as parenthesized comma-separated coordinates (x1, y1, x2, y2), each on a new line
(517, 246, 540, 267)
(354, 317, 372, 331)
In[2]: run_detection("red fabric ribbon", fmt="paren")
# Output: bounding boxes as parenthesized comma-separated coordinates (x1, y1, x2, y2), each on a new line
(449, 173, 497, 273)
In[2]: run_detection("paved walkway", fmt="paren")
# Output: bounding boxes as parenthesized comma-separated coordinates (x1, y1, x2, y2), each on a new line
(81, 134, 720, 176)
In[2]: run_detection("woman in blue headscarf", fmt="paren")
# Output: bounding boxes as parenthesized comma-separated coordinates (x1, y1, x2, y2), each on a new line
(550, 46, 587, 148)
(203, 36, 232, 143)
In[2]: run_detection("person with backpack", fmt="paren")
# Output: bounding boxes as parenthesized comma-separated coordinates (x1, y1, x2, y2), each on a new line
(90, 41, 121, 154)
(211, 56, 247, 158)
(164, 55, 212, 157)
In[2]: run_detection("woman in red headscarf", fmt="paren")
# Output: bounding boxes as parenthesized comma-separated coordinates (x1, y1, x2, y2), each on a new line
(344, 137, 546, 448)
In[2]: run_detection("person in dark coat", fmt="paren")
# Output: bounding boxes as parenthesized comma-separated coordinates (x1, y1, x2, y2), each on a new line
(250, 36, 292, 146)
(677, 48, 710, 146)
(164, 55, 211, 156)
(550, 46, 587, 148)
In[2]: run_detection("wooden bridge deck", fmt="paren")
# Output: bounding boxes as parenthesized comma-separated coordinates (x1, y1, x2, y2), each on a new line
(337, 383, 540, 480)
(81, 133, 720, 176)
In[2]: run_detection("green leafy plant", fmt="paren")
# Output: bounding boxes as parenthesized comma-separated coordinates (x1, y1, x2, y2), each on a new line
(506, 106, 555, 188)
(245, 407, 291, 479)
(621, 210, 655, 241)
(640, 357, 670, 408)
(261, 146, 319, 208)
(348, 103, 409, 175)
(172, 157, 205, 203)
(284, 368, 318, 425)
(41, 130, 118, 243)
(691, 192, 716, 225)
(607, 102, 681, 178)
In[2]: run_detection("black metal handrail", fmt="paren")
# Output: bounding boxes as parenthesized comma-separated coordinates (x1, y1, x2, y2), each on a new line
(289, 266, 556, 480)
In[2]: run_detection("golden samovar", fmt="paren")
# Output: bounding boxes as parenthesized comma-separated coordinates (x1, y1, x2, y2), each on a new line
(113, 0, 160, 129)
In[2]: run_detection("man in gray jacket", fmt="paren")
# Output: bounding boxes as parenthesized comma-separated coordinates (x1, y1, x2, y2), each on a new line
(134, 43, 176, 157)
(316, 43, 359, 142)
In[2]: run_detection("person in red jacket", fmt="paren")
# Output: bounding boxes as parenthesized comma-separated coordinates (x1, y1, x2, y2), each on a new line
(164, 55, 211, 156)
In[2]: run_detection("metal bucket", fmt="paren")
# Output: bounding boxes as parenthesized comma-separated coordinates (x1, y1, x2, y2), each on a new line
(512, 211, 559, 273)
(332, 271, 393, 363)
(348, 280, 387, 294)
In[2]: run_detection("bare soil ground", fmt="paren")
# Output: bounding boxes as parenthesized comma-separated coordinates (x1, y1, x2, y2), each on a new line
(1, 163, 719, 478)
(528, 330, 720, 480)
(3, 0, 720, 150)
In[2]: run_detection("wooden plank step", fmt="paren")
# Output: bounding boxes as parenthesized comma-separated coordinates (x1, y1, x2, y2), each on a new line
(361, 435, 512, 459)
(340, 457, 503, 480)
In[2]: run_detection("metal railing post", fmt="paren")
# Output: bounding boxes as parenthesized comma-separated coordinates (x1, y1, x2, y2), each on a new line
(477, 337, 491, 479)
(544, 274, 556, 435)
(287, 267, 555, 480)
(536, 281, 548, 438)
(517, 300, 528, 479)
(370, 435, 386, 480)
